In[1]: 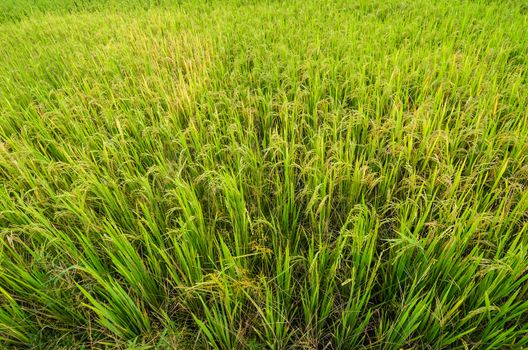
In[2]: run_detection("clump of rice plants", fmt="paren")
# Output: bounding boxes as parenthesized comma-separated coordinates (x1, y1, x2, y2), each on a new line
(1, 0, 527, 348)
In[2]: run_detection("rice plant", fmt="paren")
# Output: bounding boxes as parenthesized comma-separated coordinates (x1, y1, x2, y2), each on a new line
(1, 0, 527, 348)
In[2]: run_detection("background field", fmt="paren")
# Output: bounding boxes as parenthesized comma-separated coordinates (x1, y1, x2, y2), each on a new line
(1, 0, 528, 348)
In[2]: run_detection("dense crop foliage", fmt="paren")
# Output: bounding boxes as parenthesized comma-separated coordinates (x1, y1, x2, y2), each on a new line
(1, 0, 528, 348)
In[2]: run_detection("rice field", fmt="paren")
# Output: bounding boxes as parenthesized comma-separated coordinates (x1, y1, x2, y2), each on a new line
(1, 0, 527, 348)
